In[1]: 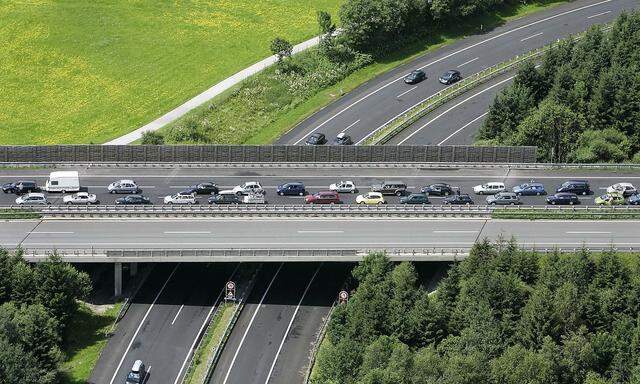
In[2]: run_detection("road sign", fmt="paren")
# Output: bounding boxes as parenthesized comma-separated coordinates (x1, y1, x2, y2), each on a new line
(226, 281, 236, 301)
(338, 290, 349, 304)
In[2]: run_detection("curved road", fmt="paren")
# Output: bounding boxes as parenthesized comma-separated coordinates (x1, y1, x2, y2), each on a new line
(277, 0, 637, 146)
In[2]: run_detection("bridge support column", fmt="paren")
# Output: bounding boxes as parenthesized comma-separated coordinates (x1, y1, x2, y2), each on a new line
(114, 262, 122, 298)
(130, 262, 138, 277)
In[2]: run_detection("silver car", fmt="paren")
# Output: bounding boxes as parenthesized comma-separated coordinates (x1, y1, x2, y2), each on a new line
(486, 192, 521, 205)
(15, 193, 49, 205)
(63, 192, 99, 205)
(108, 180, 140, 194)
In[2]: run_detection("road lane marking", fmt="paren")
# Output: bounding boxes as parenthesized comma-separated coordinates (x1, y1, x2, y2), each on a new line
(297, 230, 345, 234)
(457, 57, 479, 67)
(264, 265, 322, 384)
(109, 264, 179, 384)
(521, 32, 543, 41)
(566, 231, 611, 234)
(588, 10, 611, 18)
(173, 264, 240, 384)
(222, 264, 284, 384)
(142, 366, 152, 384)
(396, 87, 417, 98)
(438, 112, 489, 145)
(30, 231, 74, 234)
(433, 230, 478, 234)
(163, 231, 211, 234)
(170, 305, 184, 325)
(397, 76, 514, 145)
(293, 0, 613, 145)
(341, 119, 361, 133)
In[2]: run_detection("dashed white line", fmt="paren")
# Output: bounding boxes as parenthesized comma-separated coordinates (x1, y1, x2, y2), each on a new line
(30, 231, 74, 234)
(457, 57, 479, 67)
(588, 10, 611, 18)
(222, 264, 284, 384)
(297, 230, 345, 234)
(163, 231, 211, 234)
(438, 112, 489, 146)
(293, 0, 613, 145)
(520, 32, 543, 41)
(397, 75, 515, 145)
(566, 231, 612, 234)
(171, 305, 184, 325)
(341, 119, 361, 133)
(264, 265, 322, 384)
(433, 230, 478, 234)
(396, 87, 417, 98)
(109, 264, 179, 384)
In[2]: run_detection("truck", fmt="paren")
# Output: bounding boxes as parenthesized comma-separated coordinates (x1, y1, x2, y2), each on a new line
(44, 171, 80, 193)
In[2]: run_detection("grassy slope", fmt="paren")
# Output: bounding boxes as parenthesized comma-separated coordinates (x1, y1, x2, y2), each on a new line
(60, 302, 122, 384)
(0, 0, 341, 144)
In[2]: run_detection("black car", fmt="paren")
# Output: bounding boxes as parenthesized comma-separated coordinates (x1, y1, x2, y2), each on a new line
(276, 182, 306, 196)
(2, 181, 39, 194)
(443, 194, 474, 205)
(333, 132, 353, 145)
(208, 193, 241, 204)
(439, 69, 462, 85)
(404, 69, 426, 84)
(305, 133, 327, 145)
(421, 183, 453, 196)
(115, 195, 152, 205)
(556, 180, 591, 195)
(370, 181, 408, 196)
(181, 182, 218, 195)
(400, 193, 430, 204)
(546, 192, 580, 205)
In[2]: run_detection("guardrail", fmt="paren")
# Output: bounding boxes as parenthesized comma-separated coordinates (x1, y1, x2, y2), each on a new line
(362, 24, 612, 145)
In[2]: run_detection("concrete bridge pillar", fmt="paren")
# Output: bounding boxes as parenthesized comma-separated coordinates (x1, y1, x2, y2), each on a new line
(114, 262, 122, 298)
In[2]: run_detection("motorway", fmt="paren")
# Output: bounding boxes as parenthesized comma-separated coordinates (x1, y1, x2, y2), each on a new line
(2, 219, 640, 251)
(277, 0, 638, 146)
(90, 263, 238, 384)
(3, 166, 640, 207)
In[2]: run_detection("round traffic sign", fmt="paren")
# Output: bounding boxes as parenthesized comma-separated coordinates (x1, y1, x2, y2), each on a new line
(227, 281, 235, 290)
(339, 290, 348, 300)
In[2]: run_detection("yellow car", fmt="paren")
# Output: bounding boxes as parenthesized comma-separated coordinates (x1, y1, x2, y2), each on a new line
(356, 192, 386, 205)
(594, 192, 625, 206)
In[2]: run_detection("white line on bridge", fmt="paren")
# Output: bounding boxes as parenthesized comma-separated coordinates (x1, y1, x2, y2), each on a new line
(566, 231, 612, 234)
(171, 305, 184, 325)
(521, 32, 543, 42)
(588, 10, 611, 18)
(30, 231, 74, 234)
(297, 230, 345, 234)
(396, 87, 417, 98)
(341, 119, 361, 133)
(163, 231, 211, 234)
(457, 57, 479, 67)
(438, 112, 489, 146)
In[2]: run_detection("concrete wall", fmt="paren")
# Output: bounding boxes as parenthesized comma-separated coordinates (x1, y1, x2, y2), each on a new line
(0, 145, 537, 163)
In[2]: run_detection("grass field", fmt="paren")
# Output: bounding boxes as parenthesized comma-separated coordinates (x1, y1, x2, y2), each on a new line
(0, 0, 342, 144)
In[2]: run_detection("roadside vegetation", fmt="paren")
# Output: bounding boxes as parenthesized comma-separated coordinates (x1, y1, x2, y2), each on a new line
(0, 249, 92, 383)
(0, 1, 342, 144)
(311, 242, 640, 384)
(492, 207, 640, 220)
(149, 0, 566, 145)
(0, 208, 42, 220)
(477, 11, 640, 163)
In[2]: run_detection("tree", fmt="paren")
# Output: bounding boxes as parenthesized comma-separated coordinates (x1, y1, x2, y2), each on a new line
(570, 128, 631, 163)
(270, 37, 293, 62)
(140, 131, 165, 145)
(491, 345, 557, 384)
(518, 285, 559, 348)
(317, 10, 336, 37)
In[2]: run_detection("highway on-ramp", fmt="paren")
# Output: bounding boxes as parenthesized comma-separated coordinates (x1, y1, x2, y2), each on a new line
(277, 0, 637, 146)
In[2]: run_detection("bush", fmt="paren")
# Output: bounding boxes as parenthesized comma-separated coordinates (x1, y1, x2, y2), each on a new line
(140, 131, 165, 145)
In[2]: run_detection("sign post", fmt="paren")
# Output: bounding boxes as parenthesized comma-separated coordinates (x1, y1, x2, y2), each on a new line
(338, 290, 349, 305)
(225, 281, 236, 302)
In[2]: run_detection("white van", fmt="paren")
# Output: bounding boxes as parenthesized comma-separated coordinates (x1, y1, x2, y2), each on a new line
(45, 171, 80, 193)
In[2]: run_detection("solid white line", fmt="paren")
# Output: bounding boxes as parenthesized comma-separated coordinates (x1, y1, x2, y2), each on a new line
(396, 87, 417, 98)
(264, 265, 322, 384)
(142, 366, 152, 384)
(566, 231, 612, 234)
(520, 32, 543, 41)
(222, 264, 284, 384)
(293, 0, 613, 145)
(457, 57, 479, 67)
(163, 231, 211, 234)
(438, 112, 489, 145)
(109, 264, 179, 384)
(30, 231, 74, 234)
(341, 119, 361, 133)
(297, 230, 345, 234)
(397, 76, 515, 145)
(588, 10, 611, 18)
(171, 305, 184, 325)
(172, 264, 240, 384)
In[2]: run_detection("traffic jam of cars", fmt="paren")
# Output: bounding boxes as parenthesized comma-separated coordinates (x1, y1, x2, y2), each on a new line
(3, 173, 640, 207)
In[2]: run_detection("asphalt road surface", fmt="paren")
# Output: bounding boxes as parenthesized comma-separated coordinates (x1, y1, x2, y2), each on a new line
(90, 263, 237, 384)
(277, 0, 637, 146)
(2, 219, 640, 250)
(2, 166, 640, 207)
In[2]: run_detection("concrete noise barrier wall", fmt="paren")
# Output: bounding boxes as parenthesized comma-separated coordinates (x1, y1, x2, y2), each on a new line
(0, 145, 537, 163)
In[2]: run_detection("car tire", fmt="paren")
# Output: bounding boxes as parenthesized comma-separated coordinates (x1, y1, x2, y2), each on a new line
(582, 191, 587, 195)
(66, 201, 71, 205)
(536, 192, 541, 196)
(395, 191, 402, 197)
(110, 190, 115, 194)
(478, 191, 483, 195)
(444, 192, 450, 196)
(351, 190, 356, 194)
(378, 201, 383, 204)
(569, 201, 574, 205)
(358, 201, 364, 205)
(299, 192, 303, 196)
(279, 192, 283, 196)
(490, 202, 496, 205)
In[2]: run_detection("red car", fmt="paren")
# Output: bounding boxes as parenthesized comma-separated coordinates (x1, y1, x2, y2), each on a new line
(305, 191, 340, 204)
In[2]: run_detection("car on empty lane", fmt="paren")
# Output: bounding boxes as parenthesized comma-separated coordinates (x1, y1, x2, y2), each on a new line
(305, 133, 327, 145)
(404, 69, 426, 84)
(439, 69, 461, 85)
(333, 132, 353, 145)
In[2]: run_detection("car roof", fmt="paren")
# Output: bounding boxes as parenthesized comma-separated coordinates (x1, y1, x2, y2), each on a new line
(564, 180, 588, 183)
(76, 192, 89, 196)
(444, 69, 459, 75)
(117, 179, 135, 184)
(310, 132, 324, 138)
(26, 192, 45, 198)
(336, 132, 347, 138)
(615, 182, 633, 187)
(556, 192, 577, 196)
(486, 182, 504, 186)
(384, 180, 406, 184)
(284, 182, 303, 186)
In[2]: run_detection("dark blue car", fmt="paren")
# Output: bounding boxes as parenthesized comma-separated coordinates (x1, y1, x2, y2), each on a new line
(276, 182, 306, 196)
(629, 194, 640, 205)
(546, 193, 580, 205)
(512, 182, 546, 196)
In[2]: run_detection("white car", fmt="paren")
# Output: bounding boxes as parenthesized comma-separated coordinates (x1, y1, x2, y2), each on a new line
(63, 192, 99, 205)
(473, 182, 506, 195)
(232, 181, 265, 196)
(356, 192, 386, 205)
(163, 193, 197, 204)
(15, 193, 49, 205)
(607, 183, 637, 197)
(329, 181, 357, 193)
(243, 193, 267, 204)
